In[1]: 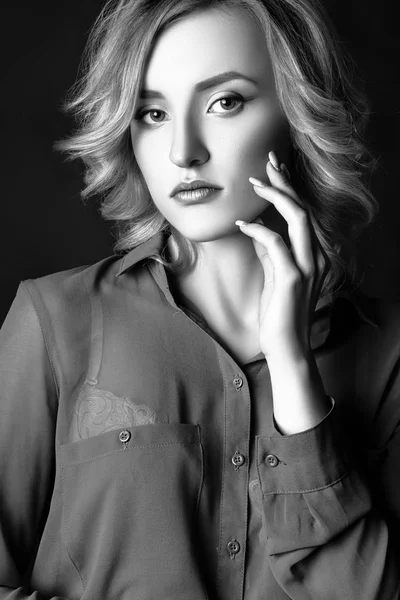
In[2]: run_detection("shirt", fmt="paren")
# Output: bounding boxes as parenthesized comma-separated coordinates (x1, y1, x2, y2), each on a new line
(0, 231, 399, 600)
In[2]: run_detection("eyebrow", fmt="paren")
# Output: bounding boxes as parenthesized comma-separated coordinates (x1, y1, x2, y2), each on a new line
(139, 70, 258, 99)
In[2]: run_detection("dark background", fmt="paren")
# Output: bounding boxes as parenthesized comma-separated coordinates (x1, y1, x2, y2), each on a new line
(2, 1, 399, 325)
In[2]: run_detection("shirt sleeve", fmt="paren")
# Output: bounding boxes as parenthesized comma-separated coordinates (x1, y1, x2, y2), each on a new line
(0, 283, 71, 600)
(256, 400, 400, 598)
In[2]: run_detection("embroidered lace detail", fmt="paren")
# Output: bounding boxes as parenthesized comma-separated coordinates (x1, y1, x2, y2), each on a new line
(75, 384, 159, 439)
(249, 478, 263, 511)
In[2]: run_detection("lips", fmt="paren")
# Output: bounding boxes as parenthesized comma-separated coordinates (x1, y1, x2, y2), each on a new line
(170, 179, 222, 197)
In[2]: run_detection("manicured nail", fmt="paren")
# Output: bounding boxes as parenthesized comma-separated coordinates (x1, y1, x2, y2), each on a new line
(268, 151, 281, 172)
(249, 176, 266, 187)
(235, 220, 248, 227)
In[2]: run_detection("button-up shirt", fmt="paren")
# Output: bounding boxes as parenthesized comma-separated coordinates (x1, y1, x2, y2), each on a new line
(0, 232, 399, 600)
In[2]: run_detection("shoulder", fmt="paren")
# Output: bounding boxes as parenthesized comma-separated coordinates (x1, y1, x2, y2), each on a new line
(373, 295, 400, 330)
(3, 254, 151, 385)
(329, 289, 400, 370)
(19, 252, 158, 338)
(334, 288, 400, 335)
(21, 252, 148, 319)
(23, 254, 121, 305)
(4, 254, 134, 354)
(356, 292, 400, 342)
(367, 294, 400, 364)
(343, 291, 400, 384)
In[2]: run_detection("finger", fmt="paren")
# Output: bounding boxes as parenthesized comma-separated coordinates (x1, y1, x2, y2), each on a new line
(266, 161, 298, 202)
(250, 183, 314, 278)
(249, 159, 298, 204)
(235, 220, 299, 285)
(250, 215, 264, 225)
(267, 152, 301, 204)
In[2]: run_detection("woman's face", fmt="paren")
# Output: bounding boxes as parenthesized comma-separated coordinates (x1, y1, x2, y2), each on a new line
(130, 7, 291, 242)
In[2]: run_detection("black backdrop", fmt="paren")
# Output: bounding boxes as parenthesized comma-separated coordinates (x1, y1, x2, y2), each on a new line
(2, 0, 399, 325)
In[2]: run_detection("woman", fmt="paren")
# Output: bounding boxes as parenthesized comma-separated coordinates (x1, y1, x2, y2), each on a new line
(0, 0, 399, 598)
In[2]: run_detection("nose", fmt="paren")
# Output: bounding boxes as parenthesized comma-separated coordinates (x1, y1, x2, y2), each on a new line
(169, 115, 209, 168)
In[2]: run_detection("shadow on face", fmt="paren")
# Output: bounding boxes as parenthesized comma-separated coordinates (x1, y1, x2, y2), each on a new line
(130, 6, 292, 243)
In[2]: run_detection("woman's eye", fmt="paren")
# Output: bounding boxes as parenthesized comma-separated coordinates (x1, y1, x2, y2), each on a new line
(137, 109, 168, 125)
(208, 96, 244, 114)
(135, 96, 244, 125)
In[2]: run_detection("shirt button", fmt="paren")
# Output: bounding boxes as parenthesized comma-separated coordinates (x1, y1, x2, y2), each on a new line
(119, 430, 131, 444)
(233, 375, 243, 390)
(266, 454, 279, 468)
(231, 451, 245, 468)
(227, 539, 240, 557)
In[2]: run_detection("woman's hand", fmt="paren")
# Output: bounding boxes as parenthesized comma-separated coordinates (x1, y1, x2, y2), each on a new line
(235, 150, 327, 364)
(236, 150, 331, 434)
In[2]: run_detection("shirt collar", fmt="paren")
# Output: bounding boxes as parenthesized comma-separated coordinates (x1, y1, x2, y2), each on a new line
(115, 232, 378, 332)
(116, 232, 165, 276)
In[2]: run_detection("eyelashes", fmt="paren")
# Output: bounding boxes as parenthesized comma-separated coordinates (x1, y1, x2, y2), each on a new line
(134, 94, 245, 126)
(208, 95, 243, 115)
(136, 108, 166, 125)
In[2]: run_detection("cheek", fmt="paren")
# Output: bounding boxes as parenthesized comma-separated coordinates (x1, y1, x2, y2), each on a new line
(131, 137, 168, 202)
(131, 133, 152, 179)
(239, 110, 288, 168)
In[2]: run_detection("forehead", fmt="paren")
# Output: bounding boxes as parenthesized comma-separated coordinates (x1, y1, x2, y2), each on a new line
(142, 7, 274, 91)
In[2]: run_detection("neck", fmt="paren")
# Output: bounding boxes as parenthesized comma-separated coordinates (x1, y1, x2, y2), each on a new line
(167, 229, 270, 330)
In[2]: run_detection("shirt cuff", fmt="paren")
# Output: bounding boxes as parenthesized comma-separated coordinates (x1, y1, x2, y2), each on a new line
(256, 398, 372, 555)
(256, 398, 348, 494)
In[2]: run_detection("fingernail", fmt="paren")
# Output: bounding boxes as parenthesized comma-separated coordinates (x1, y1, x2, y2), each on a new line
(249, 176, 266, 187)
(235, 220, 248, 227)
(268, 151, 281, 172)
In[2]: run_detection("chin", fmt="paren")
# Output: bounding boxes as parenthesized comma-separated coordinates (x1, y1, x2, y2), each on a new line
(171, 221, 242, 244)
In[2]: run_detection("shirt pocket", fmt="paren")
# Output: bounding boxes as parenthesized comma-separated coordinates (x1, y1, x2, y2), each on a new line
(59, 423, 207, 600)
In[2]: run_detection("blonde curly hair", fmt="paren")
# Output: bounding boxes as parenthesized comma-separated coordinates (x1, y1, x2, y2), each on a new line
(56, 0, 378, 295)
